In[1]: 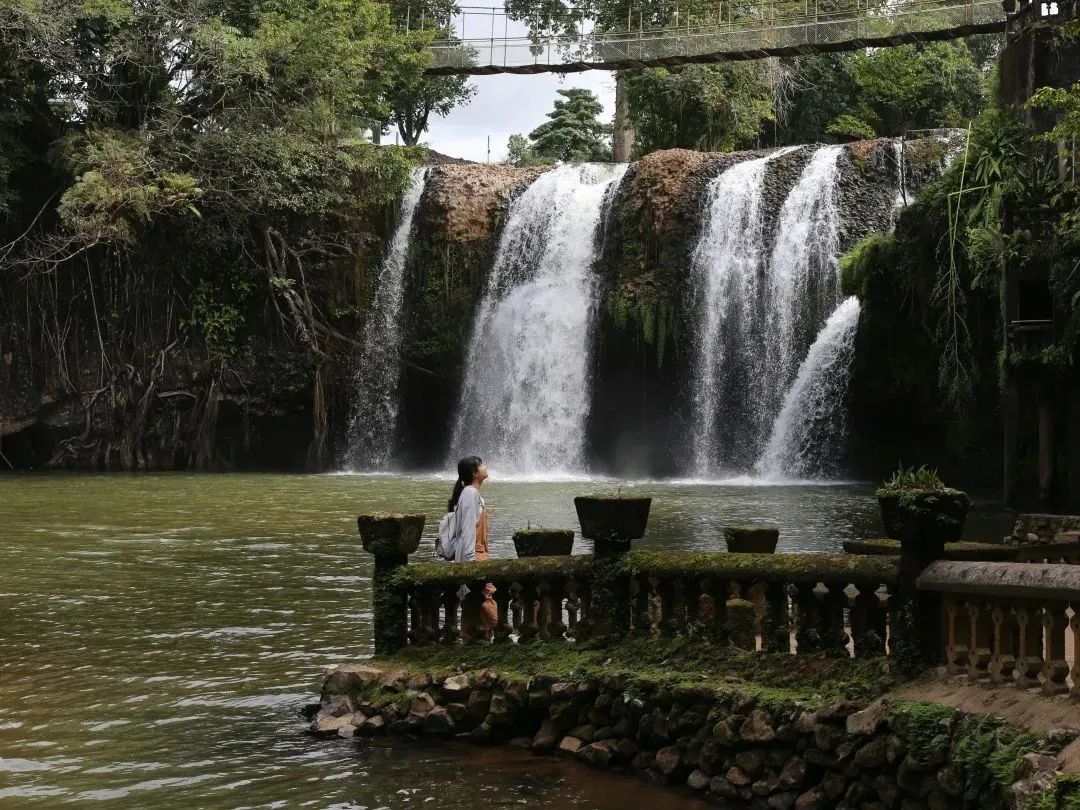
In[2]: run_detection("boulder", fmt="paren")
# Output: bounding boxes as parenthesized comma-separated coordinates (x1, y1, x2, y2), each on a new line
(577, 740, 616, 768)
(654, 746, 686, 781)
(794, 784, 827, 810)
(742, 709, 778, 743)
(778, 756, 808, 790)
(532, 718, 560, 751)
(687, 770, 711, 791)
(768, 792, 800, 810)
(422, 706, 454, 735)
(558, 736, 584, 755)
(322, 665, 383, 698)
(853, 737, 888, 769)
(727, 767, 753, 786)
(846, 701, 888, 736)
(314, 712, 355, 735)
(409, 693, 437, 719)
(443, 674, 470, 694)
(736, 749, 769, 778)
(710, 776, 740, 799)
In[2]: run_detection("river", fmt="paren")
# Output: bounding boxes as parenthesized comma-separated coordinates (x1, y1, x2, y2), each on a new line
(0, 473, 1013, 807)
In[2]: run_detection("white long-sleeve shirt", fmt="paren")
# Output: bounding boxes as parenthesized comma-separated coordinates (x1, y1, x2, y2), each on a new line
(452, 485, 485, 563)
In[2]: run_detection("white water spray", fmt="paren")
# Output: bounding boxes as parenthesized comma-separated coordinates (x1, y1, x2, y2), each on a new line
(756, 297, 862, 480)
(345, 168, 428, 470)
(450, 163, 628, 476)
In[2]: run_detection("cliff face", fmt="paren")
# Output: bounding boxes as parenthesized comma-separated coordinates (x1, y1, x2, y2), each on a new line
(1, 142, 933, 475)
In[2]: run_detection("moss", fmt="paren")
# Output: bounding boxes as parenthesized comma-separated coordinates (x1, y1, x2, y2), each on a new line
(620, 549, 899, 585)
(394, 555, 596, 588)
(890, 701, 955, 751)
(843, 538, 1017, 561)
(840, 232, 898, 299)
(952, 714, 1044, 803)
(365, 636, 900, 706)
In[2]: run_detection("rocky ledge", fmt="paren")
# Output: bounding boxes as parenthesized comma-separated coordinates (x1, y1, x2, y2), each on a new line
(311, 662, 1073, 810)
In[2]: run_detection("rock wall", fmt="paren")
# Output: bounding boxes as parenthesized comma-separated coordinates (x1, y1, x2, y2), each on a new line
(313, 663, 1067, 810)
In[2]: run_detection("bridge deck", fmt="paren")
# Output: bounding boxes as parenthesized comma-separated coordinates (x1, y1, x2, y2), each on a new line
(427, 0, 1006, 76)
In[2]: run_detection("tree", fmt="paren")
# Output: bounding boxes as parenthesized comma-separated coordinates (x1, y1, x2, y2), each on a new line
(626, 64, 774, 153)
(506, 133, 539, 166)
(388, 70, 475, 146)
(528, 88, 610, 163)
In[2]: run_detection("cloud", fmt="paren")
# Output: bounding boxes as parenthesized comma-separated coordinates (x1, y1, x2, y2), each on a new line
(422, 71, 617, 163)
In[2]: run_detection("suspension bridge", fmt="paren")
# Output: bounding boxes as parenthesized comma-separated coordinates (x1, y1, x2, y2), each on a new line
(422, 0, 1021, 75)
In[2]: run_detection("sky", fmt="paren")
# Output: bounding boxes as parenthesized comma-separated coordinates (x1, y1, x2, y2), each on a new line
(423, 70, 617, 163)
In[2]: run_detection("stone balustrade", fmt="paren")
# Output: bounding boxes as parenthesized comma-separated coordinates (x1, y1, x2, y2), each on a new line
(1014, 540, 1080, 564)
(377, 548, 900, 658)
(917, 560, 1080, 696)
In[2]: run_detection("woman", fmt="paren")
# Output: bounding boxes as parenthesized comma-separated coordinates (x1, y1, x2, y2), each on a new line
(447, 456, 497, 641)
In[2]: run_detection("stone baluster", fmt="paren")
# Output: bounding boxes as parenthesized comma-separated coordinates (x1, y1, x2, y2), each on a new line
(684, 577, 702, 629)
(944, 596, 969, 674)
(460, 579, 488, 644)
(1041, 604, 1069, 695)
(407, 589, 422, 645)
(795, 583, 822, 653)
(536, 580, 553, 641)
(895, 523, 949, 670)
(517, 580, 539, 644)
(966, 600, 992, 680)
(1014, 605, 1044, 689)
(548, 578, 568, 639)
(851, 585, 886, 658)
(705, 578, 728, 643)
(439, 585, 461, 644)
(565, 578, 581, 636)
(509, 581, 524, 633)
(822, 581, 849, 655)
(1069, 611, 1080, 700)
(358, 513, 424, 654)
(492, 586, 513, 644)
(574, 582, 594, 642)
(418, 584, 441, 644)
(763, 582, 790, 653)
(658, 577, 677, 637)
(989, 604, 1016, 684)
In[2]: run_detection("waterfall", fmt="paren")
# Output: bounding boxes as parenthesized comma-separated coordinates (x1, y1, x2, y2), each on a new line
(689, 147, 798, 476)
(450, 163, 628, 476)
(344, 168, 428, 470)
(755, 297, 862, 480)
(891, 139, 908, 223)
(764, 145, 843, 425)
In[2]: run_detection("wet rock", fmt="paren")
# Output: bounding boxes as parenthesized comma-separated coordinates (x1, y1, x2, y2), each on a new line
(768, 791, 800, 810)
(853, 737, 888, 769)
(529, 690, 553, 711)
(687, 769, 711, 790)
(558, 736, 584, 755)
(550, 701, 577, 731)
(551, 682, 577, 701)
(446, 703, 469, 724)
(654, 746, 685, 780)
(463, 721, 492, 741)
(422, 706, 454, 735)
(443, 674, 470, 694)
(593, 725, 616, 741)
(577, 740, 617, 768)
(409, 693, 436, 719)
(504, 680, 528, 705)
(795, 784, 826, 810)
(727, 767, 753, 787)
(814, 723, 845, 751)
(322, 665, 383, 698)
(713, 719, 737, 746)
(794, 710, 819, 735)
(631, 750, 655, 771)
(314, 712, 355, 735)
(615, 738, 639, 761)
(358, 715, 385, 736)
(741, 710, 777, 743)
(467, 689, 491, 720)
(847, 702, 888, 736)
(473, 669, 498, 689)
(886, 736, 907, 766)
(734, 749, 767, 778)
(752, 774, 779, 796)
(508, 736, 532, 749)
(778, 756, 808, 790)
(569, 724, 596, 743)
(817, 700, 863, 723)
(380, 668, 409, 692)
(710, 776, 740, 799)
(532, 718, 560, 751)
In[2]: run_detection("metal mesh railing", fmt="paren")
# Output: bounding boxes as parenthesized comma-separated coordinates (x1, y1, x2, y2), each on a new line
(428, 0, 1006, 73)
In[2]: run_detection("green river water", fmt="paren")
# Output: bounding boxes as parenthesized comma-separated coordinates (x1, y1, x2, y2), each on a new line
(0, 473, 1013, 808)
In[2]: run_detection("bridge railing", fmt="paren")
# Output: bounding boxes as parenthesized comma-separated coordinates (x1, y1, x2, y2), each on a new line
(428, 0, 1005, 72)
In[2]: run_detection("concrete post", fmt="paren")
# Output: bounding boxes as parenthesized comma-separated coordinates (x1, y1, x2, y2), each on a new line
(358, 513, 425, 654)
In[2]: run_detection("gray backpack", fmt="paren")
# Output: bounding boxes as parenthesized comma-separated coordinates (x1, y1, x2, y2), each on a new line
(434, 508, 458, 561)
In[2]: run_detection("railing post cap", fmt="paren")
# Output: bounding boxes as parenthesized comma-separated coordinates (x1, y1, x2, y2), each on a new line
(357, 512, 425, 556)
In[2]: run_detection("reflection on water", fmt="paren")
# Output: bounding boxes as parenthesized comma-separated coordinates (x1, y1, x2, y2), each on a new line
(0, 473, 1013, 807)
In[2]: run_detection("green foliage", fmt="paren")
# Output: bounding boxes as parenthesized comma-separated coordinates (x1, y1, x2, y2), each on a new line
(506, 132, 544, 166)
(952, 715, 1043, 801)
(826, 113, 876, 142)
(626, 64, 774, 153)
(1028, 775, 1080, 810)
(881, 464, 947, 491)
(839, 232, 898, 300)
(528, 88, 610, 163)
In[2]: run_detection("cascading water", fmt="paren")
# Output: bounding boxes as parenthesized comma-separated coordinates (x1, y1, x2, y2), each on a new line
(450, 163, 628, 476)
(689, 147, 798, 476)
(763, 145, 843, 426)
(344, 167, 428, 470)
(891, 139, 908, 224)
(755, 297, 862, 480)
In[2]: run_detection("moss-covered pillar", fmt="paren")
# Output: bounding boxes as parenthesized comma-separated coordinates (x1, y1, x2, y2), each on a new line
(894, 531, 947, 672)
(574, 496, 652, 642)
(358, 513, 425, 655)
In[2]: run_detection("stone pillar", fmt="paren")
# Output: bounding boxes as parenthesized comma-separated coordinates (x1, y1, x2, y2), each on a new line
(358, 513, 425, 654)
(574, 496, 652, 641)
(612, 71, 636, 163)
(894, 530, 947, 672)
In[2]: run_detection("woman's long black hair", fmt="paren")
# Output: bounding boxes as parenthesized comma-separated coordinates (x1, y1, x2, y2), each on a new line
(448, 456, 483, 511)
